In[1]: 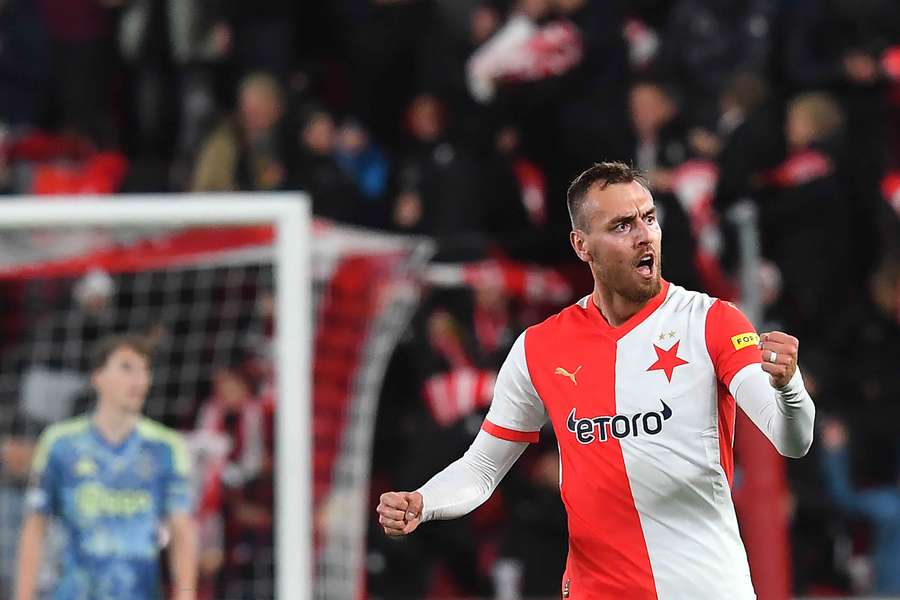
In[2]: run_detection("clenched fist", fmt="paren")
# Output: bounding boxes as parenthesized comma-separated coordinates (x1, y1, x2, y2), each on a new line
(759, 331, 799, 389)
(376, 491, 423, 537)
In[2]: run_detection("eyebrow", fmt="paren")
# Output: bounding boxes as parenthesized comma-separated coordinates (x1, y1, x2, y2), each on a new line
(609, 206, 655, 226)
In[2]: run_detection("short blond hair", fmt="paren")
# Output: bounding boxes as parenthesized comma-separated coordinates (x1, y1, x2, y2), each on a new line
(788, 92, 844, 142)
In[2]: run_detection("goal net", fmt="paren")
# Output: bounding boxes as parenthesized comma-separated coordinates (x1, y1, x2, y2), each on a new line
(0, 195, 432, 600)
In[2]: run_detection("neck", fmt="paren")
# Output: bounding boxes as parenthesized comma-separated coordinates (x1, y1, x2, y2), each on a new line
(591, 284, 650, 328)
(93, 403, 139, 445)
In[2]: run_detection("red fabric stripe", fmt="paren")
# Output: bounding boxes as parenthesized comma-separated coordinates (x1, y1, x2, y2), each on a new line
(717, 381, 736, 488)
(481, 419, 539, 443)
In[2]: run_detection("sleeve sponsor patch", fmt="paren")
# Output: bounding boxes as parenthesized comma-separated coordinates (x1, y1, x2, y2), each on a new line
(731, 332, 759, 351)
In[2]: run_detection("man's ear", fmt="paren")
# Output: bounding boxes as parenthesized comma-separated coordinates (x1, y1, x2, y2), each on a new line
(570, 229, 592, 263)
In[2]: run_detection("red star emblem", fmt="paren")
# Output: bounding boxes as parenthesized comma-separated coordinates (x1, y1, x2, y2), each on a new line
(647, 340, 689, 382)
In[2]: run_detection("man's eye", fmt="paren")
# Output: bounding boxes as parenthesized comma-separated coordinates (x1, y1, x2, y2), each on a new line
(614, 223, 629, 232)
(645, 214, 656, 224)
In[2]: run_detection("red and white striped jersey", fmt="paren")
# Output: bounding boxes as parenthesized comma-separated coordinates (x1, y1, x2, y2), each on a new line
(483, 280, 763, 599)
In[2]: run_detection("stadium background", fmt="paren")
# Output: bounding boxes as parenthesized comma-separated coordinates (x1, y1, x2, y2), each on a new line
(0, 0, 899, 599)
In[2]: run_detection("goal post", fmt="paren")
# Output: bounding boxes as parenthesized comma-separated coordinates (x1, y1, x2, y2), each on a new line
(0, 194, 312, 600)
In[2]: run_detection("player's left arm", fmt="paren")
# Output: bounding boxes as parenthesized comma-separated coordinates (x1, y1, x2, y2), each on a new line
(164, 433, 198, 600)
(706, 301, 815, 458)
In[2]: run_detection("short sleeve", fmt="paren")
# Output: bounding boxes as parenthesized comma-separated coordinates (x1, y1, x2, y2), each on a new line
(26, 430, 62, 516)
(164, 434, 193, 517)
(482, 331, 547, 443)
(705, 299, 763, 389)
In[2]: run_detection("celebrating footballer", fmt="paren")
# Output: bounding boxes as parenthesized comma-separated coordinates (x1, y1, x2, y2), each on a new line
(377, 162, 815, 599)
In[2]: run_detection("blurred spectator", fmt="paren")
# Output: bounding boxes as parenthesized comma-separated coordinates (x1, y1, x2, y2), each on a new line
(703, 72, 782, 211)
(657, 0, 776, 129)
(784, 0, 900, 91)
(823, 261, 900, 477)
(333, 0, 432, 146)
(35, 0, 120, 146)
(494, 439, 568, 599)
(629, 80, 687, 182)
(820, 419, 900, 595)
(191, 73, 288, 192)
(785, 0, 900, 279)
(291, 106, 372, 226)
(0, 0, 52, 129)
(118, 0, 232, 161)
(334, 118, 390, 208)
(627, 80, 703, 292)
(758, 92, 846, 343)
(228, 0, 296, 79)
(392, 94, 484, 240)
(195, 364, 272, 599)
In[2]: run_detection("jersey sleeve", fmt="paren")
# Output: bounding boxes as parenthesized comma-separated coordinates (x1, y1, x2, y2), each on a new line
(705, 299, 763, 389)
(482, 331, 547, 443)
(163, 433, 194, 517)
(25, 428, 62, 516)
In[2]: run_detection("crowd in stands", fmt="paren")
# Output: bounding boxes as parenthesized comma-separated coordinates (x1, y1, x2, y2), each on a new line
(1, 0, 900, 598)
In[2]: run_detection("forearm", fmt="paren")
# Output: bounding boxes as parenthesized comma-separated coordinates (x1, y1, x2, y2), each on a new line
(416, 430, 528, 523)
(14, 515, 45, 600)
(732, 365, 815, 458)
(168, 515, 198, 600)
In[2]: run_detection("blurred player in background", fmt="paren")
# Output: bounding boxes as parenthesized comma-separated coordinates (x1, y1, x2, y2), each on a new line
(378, 162, 816, 599)
(14, 334, 197, 600)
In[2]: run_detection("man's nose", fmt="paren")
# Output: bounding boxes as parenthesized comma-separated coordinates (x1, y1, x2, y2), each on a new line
(634, 219, 652, 246)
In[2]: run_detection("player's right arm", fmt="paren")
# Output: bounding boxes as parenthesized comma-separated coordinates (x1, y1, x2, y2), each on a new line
(377, 331, 546, 536)
(15, 426, 62, 600)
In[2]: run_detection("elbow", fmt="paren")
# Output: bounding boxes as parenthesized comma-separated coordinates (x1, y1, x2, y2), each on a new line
(778, 444, 810, 459)
(778, 433, 814, 459)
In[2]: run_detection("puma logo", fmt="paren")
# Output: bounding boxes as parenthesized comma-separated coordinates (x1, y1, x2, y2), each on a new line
(555, 365, 582, 385)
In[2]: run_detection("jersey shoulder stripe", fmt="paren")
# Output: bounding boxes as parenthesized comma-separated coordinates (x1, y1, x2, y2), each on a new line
(32, 416, 90, 474)
(137, 418, 190, 476)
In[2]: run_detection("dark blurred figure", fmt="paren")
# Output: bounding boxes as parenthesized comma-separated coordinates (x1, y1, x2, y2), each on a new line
(334, 0, 432, 146)
(694, 73, 783, 212)
(630, 80, 687, 176)
(820, 419, 900, 596)
(334, 118, 390, 224)
(392, 94, 485, 245)
(370, 299, 504, 598)
(824, 260, 900, 479)
(628, 80, 703, 292)
(35, 0, 120, 146)
(191, 73, 288, 192)
(757, 92, 847, 344)
(196, 365, 273, 600)
(785, 0, 900, 282)
(291, 106, 372, 226)
(419, 1, 498, 114)
(228, 0, 296, 79)
(118, 0, 232, 166)
(0, 0, 52, 129)
(494, 438, 568, 599)
(656, 0, 776, 129)
(467, 0, 630, 233)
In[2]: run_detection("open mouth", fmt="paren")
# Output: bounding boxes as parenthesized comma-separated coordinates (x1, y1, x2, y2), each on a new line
(636, 253, 654, 278)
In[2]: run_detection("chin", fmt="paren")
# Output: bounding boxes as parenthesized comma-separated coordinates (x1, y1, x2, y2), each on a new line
(629, 275, 661, 302)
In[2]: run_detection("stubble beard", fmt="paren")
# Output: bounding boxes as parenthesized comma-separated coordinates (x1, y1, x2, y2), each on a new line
(594, 254, 662, 304)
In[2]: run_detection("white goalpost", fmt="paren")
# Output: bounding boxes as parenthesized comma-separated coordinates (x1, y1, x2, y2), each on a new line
(0, 195, 312, 600)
